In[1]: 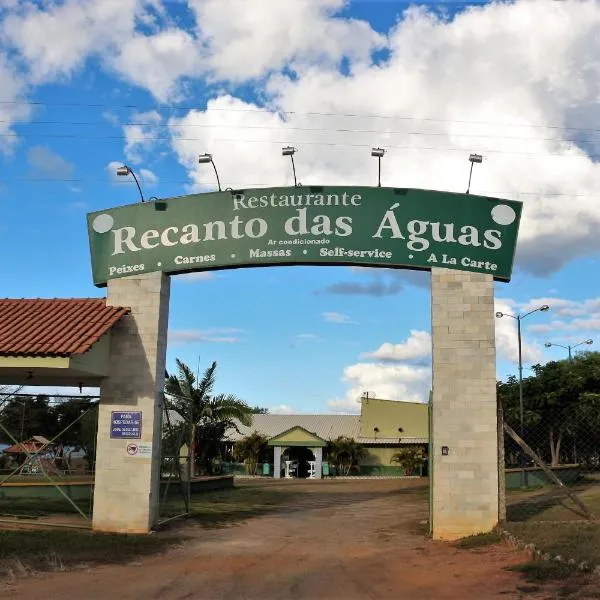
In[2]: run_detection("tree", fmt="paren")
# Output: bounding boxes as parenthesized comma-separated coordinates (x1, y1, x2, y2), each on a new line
(234, 431, 269, 475)
(498, 351, 600, 467)
(391, 446, 425, 475)
(164, 359, 253, 476)
(326, 436, 366, 476)
(250, 406, 269, 414)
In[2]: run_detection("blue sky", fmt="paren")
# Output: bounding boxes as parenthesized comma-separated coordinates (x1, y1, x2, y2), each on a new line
(2, 0, 600, 413)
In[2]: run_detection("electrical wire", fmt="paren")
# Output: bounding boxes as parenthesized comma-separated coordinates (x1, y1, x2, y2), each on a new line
(0, 98, 597, 133)
(5, 119, 600, 142)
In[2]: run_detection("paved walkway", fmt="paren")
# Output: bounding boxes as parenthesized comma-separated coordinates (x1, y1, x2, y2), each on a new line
(4, 479, 547, 599)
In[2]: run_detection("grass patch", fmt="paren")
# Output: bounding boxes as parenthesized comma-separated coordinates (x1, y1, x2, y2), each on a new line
(506, 561, 579, 582)
(456, 531, 502, 549)
(0, 529, 178, 577)
(507, 522, 600, 566)
(181, 486, 290, 528)
(0, 498, 91, 518)
(507, 483, 600, 523)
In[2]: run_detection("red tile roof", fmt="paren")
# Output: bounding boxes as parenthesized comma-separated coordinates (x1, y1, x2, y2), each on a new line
(0, 298, 129, 357)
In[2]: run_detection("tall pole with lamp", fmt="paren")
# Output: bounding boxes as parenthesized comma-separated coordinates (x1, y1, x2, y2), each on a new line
(544, 339, 593, 361)
(496, 304, 550, 488)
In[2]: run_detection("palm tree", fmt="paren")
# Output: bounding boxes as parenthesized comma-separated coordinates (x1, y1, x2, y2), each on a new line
(326, 436, 366, 476)
(234, 431, 269, 475)
(164, 359, 252, 476)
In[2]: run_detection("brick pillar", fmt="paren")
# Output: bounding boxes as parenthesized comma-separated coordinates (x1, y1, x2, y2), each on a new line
(430, 268, 498, 540)
(273, 446, 281, 479)
(93, 272, 170, 533)
(314, 447, 322, 480)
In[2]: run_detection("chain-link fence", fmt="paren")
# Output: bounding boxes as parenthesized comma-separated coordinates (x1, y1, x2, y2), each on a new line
(0, 388, 99, 528)
(501, 402, 600, 525)
(157, 397, 191, 524)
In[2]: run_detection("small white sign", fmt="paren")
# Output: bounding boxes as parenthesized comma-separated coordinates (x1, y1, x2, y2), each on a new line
(125, 442, 152, 458)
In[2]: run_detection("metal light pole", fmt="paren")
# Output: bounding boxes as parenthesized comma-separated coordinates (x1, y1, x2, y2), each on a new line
(371, 148, 385, 187)
(496, 304, 550, 488)
(116, 165, 145, 202)
(466, 153, 483, 194)
(198, 153, 222, 192)
(544, 339, 593, 361)
(282, 146, 300, 186)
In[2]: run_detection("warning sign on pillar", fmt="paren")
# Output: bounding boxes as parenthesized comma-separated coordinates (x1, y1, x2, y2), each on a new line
(125, 442, 152, 458)
(111, 411, 142, 439)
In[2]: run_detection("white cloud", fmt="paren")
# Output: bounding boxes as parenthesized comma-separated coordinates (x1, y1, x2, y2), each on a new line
(322, 311, 353, 324)
(139, 168, 158, 186)
(27, 146, 74, 179)
(1, 0, 140, 82)
(522, 296, 600, 338)
(0, 51, 32, 154)
(362, 330, 431, 363)
(189, 0, 383, 82)
(269, 404, 296, 415)
(111, 28, 203, 102)
(175, 271, 216, 283)
(167, 0, 600, 276)
(168, 328, 244, 344)
(124, 111, 163, 165)
(494, 299, 544, 364)
(328, 362, 431, 413)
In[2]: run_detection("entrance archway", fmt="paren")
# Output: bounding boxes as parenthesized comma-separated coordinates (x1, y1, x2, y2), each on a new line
(282, 447, 315, 479)
(85, 185, 522, 539)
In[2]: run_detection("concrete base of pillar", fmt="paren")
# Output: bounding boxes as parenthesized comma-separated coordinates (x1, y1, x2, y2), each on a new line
(430, 268, 499, 540)
(92, 272, 170, 534)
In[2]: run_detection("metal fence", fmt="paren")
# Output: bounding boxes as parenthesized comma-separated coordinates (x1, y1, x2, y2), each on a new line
(0, 389, 99, 528)
(501, 402, 600, 524)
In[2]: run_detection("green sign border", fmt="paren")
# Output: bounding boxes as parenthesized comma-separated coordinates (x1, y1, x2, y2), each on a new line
(87, 186, 522, 287)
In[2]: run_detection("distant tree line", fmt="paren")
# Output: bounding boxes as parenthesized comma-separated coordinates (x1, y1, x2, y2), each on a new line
(498, 351, 600, 468)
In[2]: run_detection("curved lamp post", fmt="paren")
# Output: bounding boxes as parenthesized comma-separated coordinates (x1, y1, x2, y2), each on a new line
(545, 339, 593, 361)
(282, 146, 300, 187)
(198, 153, 222, 192)
(496, 304, 550, 487)
(466, 153, 483, 194)
(116, 165, 145, 202)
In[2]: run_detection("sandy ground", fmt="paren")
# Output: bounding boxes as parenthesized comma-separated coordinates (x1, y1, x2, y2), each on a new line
(0, 479, 586, 599)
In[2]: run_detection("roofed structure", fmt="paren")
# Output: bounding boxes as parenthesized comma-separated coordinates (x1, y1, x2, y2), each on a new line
(226, 414, 360, 443)
(226, 399, 429, 446)
(0, 298, 129, 387)
(0, 298, 128, 357)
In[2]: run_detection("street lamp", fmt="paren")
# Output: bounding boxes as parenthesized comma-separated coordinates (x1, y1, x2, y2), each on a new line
(496, 304, 550, 487)
(371, 147, 385, 187)
(198, 153, 222, 192)
(466, 153, 483, 195)
(545, 339, 593, 361)
(282, 146, 300, 187)
(116, 164, 145, 202)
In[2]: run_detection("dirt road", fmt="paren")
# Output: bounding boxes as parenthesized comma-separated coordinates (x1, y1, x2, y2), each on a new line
(1, 479, 565, 599)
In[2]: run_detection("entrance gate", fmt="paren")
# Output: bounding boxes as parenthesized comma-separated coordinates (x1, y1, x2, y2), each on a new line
(86, 186, 522, 539)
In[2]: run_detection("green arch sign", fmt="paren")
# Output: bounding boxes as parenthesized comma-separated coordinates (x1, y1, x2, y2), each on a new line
(87, 186, 522, 287)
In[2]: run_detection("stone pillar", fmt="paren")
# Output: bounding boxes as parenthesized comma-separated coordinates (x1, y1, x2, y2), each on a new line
(430, 268, 498, 540)
(93, 272, 170, 534)
(314, 447, 322, 480)
(273, 446, 281, 479)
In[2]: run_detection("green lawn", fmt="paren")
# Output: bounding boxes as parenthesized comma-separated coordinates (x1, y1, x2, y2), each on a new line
(0, 529, 178, 577)
(506, 480, 600, 568)
(160, 485, 290, 526)
(507, 480, 600, 523)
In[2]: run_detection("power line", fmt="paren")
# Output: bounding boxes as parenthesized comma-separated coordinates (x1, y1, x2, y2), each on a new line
(6, 118, 600, 142)
(0, 98, 596, 133)
(0, 131, 594, 159)
(3, 176, 600, 198)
